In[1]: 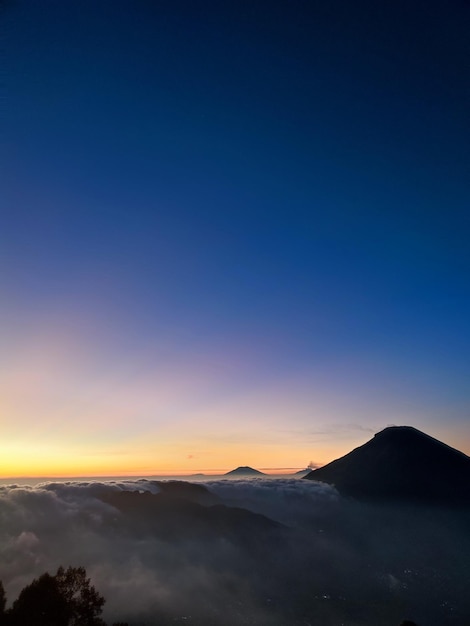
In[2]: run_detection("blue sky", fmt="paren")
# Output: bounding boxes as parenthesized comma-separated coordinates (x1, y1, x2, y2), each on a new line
(1, 0, 469, 474)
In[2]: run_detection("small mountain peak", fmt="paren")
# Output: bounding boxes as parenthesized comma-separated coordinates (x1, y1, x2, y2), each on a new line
(224, 466, 265, 477)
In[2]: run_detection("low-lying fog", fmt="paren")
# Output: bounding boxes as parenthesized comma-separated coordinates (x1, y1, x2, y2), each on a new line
(1, 478, 469, 625)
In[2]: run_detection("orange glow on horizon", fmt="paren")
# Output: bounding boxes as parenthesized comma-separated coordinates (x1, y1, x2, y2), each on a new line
(1, 423, 469, 480)
(0, 437, 338, 479)
(2, 325, 469, 480)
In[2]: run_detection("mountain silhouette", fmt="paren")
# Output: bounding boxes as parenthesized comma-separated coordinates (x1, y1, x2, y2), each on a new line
(224, 466, 265, 476)
(98, 486, 282, 550)
(155, 480, 218, 505)
(292, 469, 312, 477)
(304, 426, 470, 505)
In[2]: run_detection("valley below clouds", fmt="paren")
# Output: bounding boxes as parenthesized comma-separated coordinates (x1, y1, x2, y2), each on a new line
(1, 478, 469, 625)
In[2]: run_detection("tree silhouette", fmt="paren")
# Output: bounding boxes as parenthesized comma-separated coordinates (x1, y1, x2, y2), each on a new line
(0, 581, 6, 625)
(8, 571, 70, 626)
(55, 566, 105, 626)
(5, 566, 106, 626)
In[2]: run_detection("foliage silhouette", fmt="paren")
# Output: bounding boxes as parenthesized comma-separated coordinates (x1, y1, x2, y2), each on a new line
(0, 581, 6, 626)
(0, 582, 5, 613)
(0, 566, 124, 626)
(0, 564, 418, 626)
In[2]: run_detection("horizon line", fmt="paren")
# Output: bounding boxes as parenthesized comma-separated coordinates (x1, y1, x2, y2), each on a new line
(0, 467, 309, 480)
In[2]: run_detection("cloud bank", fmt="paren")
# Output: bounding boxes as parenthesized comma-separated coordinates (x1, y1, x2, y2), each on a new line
(0, 479, 469, 625)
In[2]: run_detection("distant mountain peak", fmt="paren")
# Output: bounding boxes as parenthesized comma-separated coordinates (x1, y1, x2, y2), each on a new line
(304, 425, 470, 505)
(293, 468, 312, 477)
(224, 466, 265, 476)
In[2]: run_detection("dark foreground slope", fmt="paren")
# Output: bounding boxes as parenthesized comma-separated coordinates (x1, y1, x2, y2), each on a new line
(304, 426, 470, 505)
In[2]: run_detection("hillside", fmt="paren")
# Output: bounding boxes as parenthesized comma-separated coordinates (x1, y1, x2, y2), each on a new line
(304, 426, 470, 505)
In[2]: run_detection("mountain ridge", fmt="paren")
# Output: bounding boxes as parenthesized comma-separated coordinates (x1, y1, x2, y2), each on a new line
(304, 425, 470, 505)
(224, 466, 265, 477)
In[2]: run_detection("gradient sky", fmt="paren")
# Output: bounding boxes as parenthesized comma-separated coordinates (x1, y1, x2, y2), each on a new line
(2, 0, 469, 476)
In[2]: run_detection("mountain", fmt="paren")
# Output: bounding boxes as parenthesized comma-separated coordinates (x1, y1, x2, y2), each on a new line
(155, 480, 219, 505)
(224, 466, 265, 477)
(304, 426, 470, 505)
(99, 486, 282, 548)
(292, 469, 312, 477)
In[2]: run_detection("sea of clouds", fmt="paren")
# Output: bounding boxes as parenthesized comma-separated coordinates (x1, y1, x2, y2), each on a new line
(0, 478, 469, 625)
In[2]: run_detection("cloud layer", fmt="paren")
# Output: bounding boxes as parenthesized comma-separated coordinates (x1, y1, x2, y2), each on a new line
(0, 478, 469, 625)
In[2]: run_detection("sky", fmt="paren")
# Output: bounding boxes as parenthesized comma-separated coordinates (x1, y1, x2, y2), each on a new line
(2, 0, 469, 477)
